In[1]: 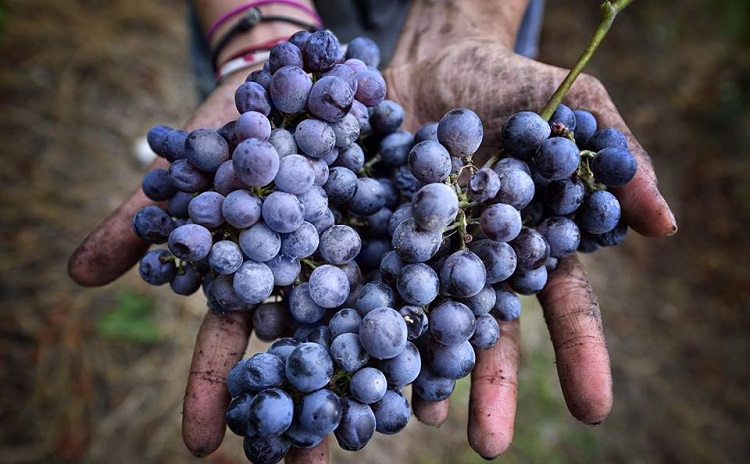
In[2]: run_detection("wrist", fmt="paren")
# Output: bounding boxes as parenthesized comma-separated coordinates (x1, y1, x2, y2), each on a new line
(390, 0, 530, 66)
(193, 0, 321, 71)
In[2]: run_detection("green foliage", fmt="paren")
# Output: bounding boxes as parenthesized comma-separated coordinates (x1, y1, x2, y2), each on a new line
(96, 290, 161, 344)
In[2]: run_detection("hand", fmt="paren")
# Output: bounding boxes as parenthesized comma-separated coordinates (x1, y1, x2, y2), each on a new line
(376, 11, 677, 462)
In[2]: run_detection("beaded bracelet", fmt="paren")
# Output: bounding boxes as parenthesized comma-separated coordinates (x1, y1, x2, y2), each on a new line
(209, 6, 321, 71)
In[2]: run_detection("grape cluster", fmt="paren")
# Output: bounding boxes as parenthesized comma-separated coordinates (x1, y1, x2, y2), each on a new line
(133, 30, 636, 464)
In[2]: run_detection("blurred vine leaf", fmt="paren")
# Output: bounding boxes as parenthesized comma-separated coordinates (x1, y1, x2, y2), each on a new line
(96, 290, 161, 344)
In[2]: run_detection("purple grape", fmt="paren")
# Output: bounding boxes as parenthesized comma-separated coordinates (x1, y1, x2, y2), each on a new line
(359, 307, 408, 360)
(233, 260, 274, 304)
(168, 158, 212, 193)
(168, 223, 212, 261)
(138, 248, 176, 285)
(233, 138, 280, 187)
(285, 342, 334, 392)
(345, 36, 380, 68)
(280, 221, 319, 259)
(308, 264, 350, 308)
(437, 108, 484, 158)
(268, 41, 303, 73)
(369, 99, 404, 135)
(262, 191, 305, 233)
(469, 239, 517, 284)
(269, 65, 313, 114)
(591, 146, 637, 187)
(577, 189, 622, 234)
(371, 390, 410, 435)
(533, 136, 581, 180)
(184, 128, 230, 172)
(274, 154, 315, 194)
(235, 110, 272, 141)
(239, 222, 281, 262)
(500, 111, 551, 160)
(188, 191, 225, 228)
(208, 239, 243, 275)
(408, 140, 452, 184)
(480, 202, 523, 242)
(235, 81, 272, 116)
(141, 168, 177, 201)
(222, 189, 262, 229)
(303, 30, 342, 72)
(307, 75, 354, 122)
(537, 216, 581, 259)
(354, 69, 386, 107)
(133, 205, 175, 244)
(294, 118, 336, 158)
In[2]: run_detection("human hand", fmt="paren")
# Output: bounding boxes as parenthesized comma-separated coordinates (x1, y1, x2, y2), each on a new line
(375, 1, 677, 460)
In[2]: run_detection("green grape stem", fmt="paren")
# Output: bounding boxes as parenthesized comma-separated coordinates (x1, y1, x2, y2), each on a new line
(539, 0, 634, 121)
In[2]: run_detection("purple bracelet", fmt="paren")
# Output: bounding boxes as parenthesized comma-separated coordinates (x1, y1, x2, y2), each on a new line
(206, 0, 323, 45)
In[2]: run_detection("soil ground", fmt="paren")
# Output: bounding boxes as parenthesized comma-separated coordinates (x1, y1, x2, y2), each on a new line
(1, 1, 748, 463)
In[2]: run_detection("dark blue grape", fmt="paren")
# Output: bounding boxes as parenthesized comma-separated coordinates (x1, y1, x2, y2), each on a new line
(544, 176, 586, 216)
(533, 136, 581, 180)
(323, 166, 358, 204)
(376, 341, 421, 389)
(437, 107, 484, 158)
(169, 263, 203, 296)
(470, 313, 500, 349)
(370, 99, 404, 135)
(308, 264, 350, 308)
(408, 140, 452, 184)
(233, 260, 275, 304)
(348, 177, 386, 215)
(328, 307, 362, 338)
(208, 240, 243, 275)
(439, 250, 487, 298)
(239, 222, 281, 262)
(371, 390, 410, 435)
(591, 147, 637, 187)
(411, 183, 459, 232)
(595, 219, 629, 247)
(587, 127, 628, 152)
(145, 124, 172, 158)
(334, 397, 376, 451)
(549, 103, 577, 132)
(184, 128, 230, 173)
(509, 265, 548, 295)
(269, 65, 313, 114)
(138, 248, 176, 285)
(235, 80, 272, 116)
(287, 282, 327, 325)
(500, 111, 551, 160)
(235, 110, 272, 141)
(268, 128, 297, 157)
(133, 205, 175, 244)
(168, 158, 212, 193)
(242, 435, 290, 464)
(160, 128, 188, 162)
(396, 263, 439, 306)
(469, 167, 501, 203)
(359, 307, 408, 360)
(577, 189, 622, 234)
(412, 365, 455, 401)
(267, 337, 300, 364)
(268, 41, 303, 73)
(354, 69, 386, 107)
(480, 202, 523, 242)
(294, 118, 336, 158)
(262, 191, 305, 234)
(308, 75, 354, 122)
(247, 388, 294, 437)
(297, 388, 342, 436)
(280, 221, 319, 259)
(318, 225, 362, 264)
(491, 286, 522, 321)
(398, 305, 429, 340)
(226, 392, 253, 436)
(233, 138, 280, 187)
(428, 339, 476, 380)
(355, 281, 396, 317)
(303, 30, 342, 72)
(222, 189, 262, 229)
(285, 342, 334, 392)
(493, 164, 536, 210)
(349, 367, 387, 404)
(345, 36, 380, 68)
(252, 302, 290, 342)
(188, 191, 225, 228)
(167, 223, 212, 261)
(537, 216, 581, 259)
(573, 109, 597, 146)
(459, 284, 497, 316)
(509, 226, 550, 270)
(141, 168, 177, 201)
(391, 218, 442, 263)
(330, 332, 370, 372)
(429, 300, 476, 346)
(165, 190, 192, 218)
(240, 352, 287, 392)
(469, 239, 517, 284)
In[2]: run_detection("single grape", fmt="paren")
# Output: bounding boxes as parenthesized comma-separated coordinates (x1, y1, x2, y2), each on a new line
(269, 65, 313, 114)
(577, 189, 622, 234)
(268, 40, 303, 73)
(318, 224, 362, 264)
(491, 286, 522, 321)
(235, 110, 272, 141)
(262, 191, 305, 234)
(252, 302, 290, 341)
(247, 388, 294, 437)
(411, 183, 459, 232)
(133, 205, 175, 244)
(428, 339, 476, 380)
(235, 80, 272, 116)
(184, 128, 230, 173)
(429, 300, 476, 346)
(141, 168, 177, 201)
(348, 177, 386, 215)
(376, 341, 421, 389)
(573, 109, 597, 146)
(354, 69, 386, 107)
(139, 248, 176, 285)
(479, 202, 523, 242)
(355, 281, 396, 317)
(233, 260, 275, 304)
(285, 342, 334, 393)
(371, 389, 410, 435)
(508, 265, 548, 295)
(468, 167, 501, 203)
(265, 253, 301, 287)
(308, 264, 350, 309)
(509, 226, 550, 270)
(226, 392, 254, 436)
(188, 191, 225, 228)
(500, 111, 551, 160)
(168, 158, 212, 193)
(536, 216, 581, 259)
(412, 365, 456, 402)
(470, 313, 500, 349)
(297, 388, 343, 436)
(308, 75, 354, 122)
(407, 140, 452, 184)
(280, 221, 319, 259)
(222, 189, 262, 229)
(391, 218, 443, 263)
(208, 240, 244, 275)
(239, 222, 281, 262)
(369, 99, 404, 135)
(533, 136, 581, 180)
(294, 118, 336, 159)
(437, 107, 484, 158)
(334, 397, 376, 452)
(587, 127, 629, 151)
(233, 138, 280, 187)
(287, 282, 327, 325)
(549, 103, 577, 132)
(469, 239, 517, 284)
(168, 223, 212, 262)
(591, 146, 638, 187)
(330, 332, 370, 372)
(359, 307, 408, 360)
(303, 29, 342, 72)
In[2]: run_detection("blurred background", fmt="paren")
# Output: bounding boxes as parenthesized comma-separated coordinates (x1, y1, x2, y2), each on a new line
(0, 0, 747, 463)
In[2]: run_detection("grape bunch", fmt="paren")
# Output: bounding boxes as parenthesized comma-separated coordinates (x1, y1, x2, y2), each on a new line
(132, 29, 636, 464)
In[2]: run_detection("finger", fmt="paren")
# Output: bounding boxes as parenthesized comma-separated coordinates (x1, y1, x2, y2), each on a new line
(565, 74, 678, 237)
(467, 318, 520, 459)
(412, 396, 450, 427)
(182, 310, 252, 457)
(285, 436, 329, 464)
(536, 254, 612, 425)
(67, 158, 169, 286)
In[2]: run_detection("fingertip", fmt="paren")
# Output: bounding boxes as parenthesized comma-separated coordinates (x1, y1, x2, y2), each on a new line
(412, 396, 450, 427)
(467, 320, 520, 459)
